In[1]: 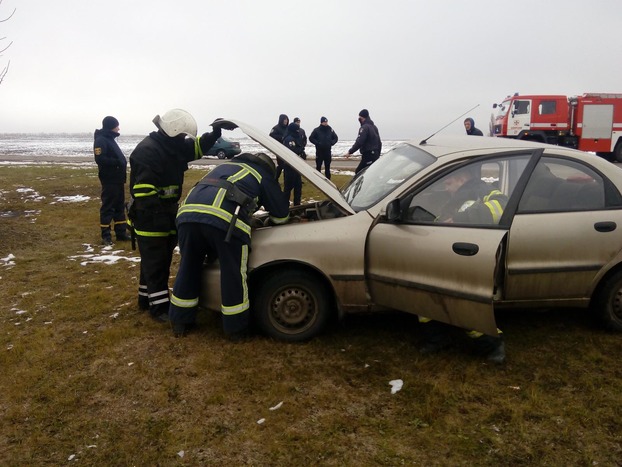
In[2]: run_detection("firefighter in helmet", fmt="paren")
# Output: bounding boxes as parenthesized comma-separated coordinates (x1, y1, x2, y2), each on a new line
(169, 152, 290, 339)
(128, 109, 222, 322)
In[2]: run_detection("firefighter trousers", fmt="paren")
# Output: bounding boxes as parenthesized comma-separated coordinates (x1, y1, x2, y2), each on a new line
(136, 234, 178, 319)
(169, 222, 250, 336)
(100, 183, 128, 237)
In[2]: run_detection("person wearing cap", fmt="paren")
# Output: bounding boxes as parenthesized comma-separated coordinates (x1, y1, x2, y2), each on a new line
(93, 116, 130, 245)
(309, 116, 339, 179)
(293, 117, 308, 159)
(464, 117, 484, 136)
(169, 153, 289, 339)
(129, 109, 224, 323)
(345, 109, 382, 174)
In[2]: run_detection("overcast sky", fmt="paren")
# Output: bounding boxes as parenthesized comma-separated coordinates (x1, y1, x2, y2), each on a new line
(1, 0, 621, 140)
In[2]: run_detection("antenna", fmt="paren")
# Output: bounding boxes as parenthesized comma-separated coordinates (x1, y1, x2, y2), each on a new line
(419, 104, 480, 145)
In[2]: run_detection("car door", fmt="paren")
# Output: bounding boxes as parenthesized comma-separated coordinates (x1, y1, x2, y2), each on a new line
(366, 153, 531, 336)
(505, 155, 622, 301)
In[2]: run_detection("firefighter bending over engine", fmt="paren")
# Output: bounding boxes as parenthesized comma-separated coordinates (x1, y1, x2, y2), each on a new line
(169, 152, 290, 340)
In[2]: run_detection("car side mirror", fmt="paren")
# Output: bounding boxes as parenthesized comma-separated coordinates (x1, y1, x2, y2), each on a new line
(385, 199, 402, 222)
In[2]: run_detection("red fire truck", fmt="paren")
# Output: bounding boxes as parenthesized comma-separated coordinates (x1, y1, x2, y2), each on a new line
(491, 93, 622, 161)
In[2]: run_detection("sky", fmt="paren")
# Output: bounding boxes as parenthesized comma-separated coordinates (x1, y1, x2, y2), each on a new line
(0, 0, 621, 140)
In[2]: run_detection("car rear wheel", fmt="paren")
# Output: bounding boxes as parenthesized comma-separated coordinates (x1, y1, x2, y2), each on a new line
(252, 269, 331, 341)
(593, 270, 622, 331)
(216, 150, 227, 159)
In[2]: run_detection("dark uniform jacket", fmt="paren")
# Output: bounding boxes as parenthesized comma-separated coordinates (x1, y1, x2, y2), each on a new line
(309, 125, 338, 149)
(283, 124, 305, 157)
(129, 130, 220, 236)
(93, 129, 127, 184)
(269, 114, 289, 143)
(176, 154, 289, 244)
(348, 118, 381, 155)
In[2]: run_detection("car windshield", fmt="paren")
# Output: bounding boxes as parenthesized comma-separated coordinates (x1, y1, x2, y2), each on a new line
(342, 143, 435, 211)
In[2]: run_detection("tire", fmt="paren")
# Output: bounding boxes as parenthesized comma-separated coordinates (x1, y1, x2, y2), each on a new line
(614, 142, 622, 163)
(216, 150, 227, 160)
(593, 269, 622, 331)
(252, 269, 332, 341)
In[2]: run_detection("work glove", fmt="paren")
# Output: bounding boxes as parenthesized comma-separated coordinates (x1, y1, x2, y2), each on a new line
(211, 118, 237, 131)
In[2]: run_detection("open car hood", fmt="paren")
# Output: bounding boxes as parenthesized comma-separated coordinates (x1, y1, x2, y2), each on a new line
(218, 119, 355, 215)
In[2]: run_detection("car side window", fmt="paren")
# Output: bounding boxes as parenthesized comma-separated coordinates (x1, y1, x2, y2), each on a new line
(518, 157, 605, 213)
(405, 155, 528, 226)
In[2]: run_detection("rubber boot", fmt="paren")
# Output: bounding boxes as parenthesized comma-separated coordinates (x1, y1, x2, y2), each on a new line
(418, 319, 453, 354)
(472, 333, 505, 364)
(114, 221, 132, 241)
(101, 226, 113, 246)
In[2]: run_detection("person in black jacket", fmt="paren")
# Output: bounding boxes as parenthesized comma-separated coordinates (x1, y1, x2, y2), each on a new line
(345, 109, 382, 174)
(293, 117, 308, 159)
(269, 114, 289, 180)
(169, 153, 289, 338)
(93, 116, 130, 245)
(129, 109, 222, 322)
(282, 122, 305, 205)
(309, 116, 338, 179)
(464, 117, 484, 136)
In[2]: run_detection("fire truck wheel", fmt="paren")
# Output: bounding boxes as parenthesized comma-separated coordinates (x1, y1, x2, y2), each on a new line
(614, 142, 622, 163)
(593, 269, 622, 332)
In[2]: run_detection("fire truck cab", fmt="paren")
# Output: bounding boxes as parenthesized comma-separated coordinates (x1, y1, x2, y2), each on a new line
(492, 93, 622, 161)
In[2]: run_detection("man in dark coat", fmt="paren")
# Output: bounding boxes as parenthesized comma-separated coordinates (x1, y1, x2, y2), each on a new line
(282, 122, 305, 206)
(93, 116, 130, 245)
(129, 109, 221, 322)
(309, 116, 338, 179)
(269, 114, 289, 180)
(345, 109, 382, 174)
(464, 117, 484, 136)
(169, 153, 289, 339)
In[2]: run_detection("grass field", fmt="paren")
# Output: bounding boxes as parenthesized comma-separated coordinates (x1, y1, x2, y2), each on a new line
(1, 164, 621, 466)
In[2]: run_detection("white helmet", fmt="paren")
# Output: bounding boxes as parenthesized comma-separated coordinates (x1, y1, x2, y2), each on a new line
(152, 109, 198, 138)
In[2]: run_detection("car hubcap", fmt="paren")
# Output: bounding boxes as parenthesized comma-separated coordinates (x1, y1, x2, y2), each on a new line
(613, 286, 622, 320)
(270, 287, 316, 333)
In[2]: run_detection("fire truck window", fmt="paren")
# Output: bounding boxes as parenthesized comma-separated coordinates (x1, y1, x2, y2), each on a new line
(539, 101, 557, 115)
(514, 100, 530, 115)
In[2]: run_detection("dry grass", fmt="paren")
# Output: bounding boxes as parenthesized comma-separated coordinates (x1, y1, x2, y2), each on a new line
(1, 164, 621, 466)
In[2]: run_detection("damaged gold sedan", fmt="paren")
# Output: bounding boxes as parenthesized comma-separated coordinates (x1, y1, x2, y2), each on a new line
(200, 119, 622, 341)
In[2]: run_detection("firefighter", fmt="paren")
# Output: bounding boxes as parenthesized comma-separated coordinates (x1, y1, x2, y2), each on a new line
(464, 117, 484, 136)
(419, 165, 507, 363)
(93, 116, 130, 245)
(129, 109, 222, 322)
(169, 152, 289, 339)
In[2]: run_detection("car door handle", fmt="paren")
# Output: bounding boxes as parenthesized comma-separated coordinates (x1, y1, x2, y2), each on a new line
(595, 221, 616, 232)
(452, 242, 479, 256)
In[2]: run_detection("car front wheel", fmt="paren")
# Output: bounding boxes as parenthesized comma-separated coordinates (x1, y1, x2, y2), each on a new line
(252, 269, 331, 341)
(593, 270, 622, 331)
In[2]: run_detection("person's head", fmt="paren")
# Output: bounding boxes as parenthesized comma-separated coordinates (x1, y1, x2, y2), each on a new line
(358, 109, 370, 124)
(444, 166, 476, 194)
(464, 118, 475, 133)
(320, 116, 328, 126)
(152, 109, 197, 139)
(279, 114, 289, 127)
(293, 117, 301, 126)
(255, 152, 276, 178)
(287, 122, 300, 135)
(102, 116, 120, 132)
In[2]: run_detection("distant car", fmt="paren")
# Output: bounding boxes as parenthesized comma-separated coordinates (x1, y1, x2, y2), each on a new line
(205, 137, 241, 159)
(200, 119, 622, 342)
